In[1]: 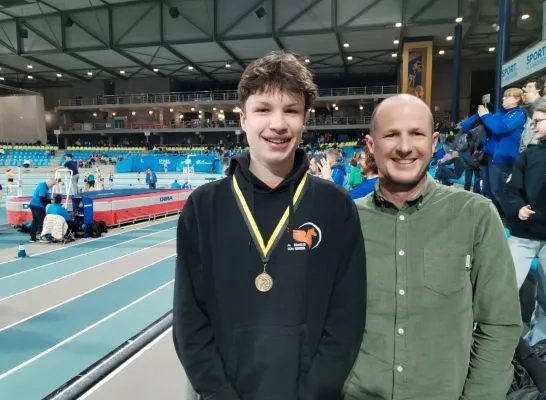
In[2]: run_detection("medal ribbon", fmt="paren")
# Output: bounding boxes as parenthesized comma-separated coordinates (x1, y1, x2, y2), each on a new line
(232, 173, 308, 263)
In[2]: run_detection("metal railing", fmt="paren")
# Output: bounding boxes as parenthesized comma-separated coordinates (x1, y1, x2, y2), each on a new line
(307, 116, 371, 125)
(61, 117, 371, 132)
(57, 86, 399, 107)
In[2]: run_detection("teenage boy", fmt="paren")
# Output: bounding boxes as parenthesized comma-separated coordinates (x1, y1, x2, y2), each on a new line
(173, 51, 367, 400)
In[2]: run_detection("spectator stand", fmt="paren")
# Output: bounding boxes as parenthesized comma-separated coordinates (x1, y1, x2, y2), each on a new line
(0, 144, 57, 167)
(62, 146, 147, 167)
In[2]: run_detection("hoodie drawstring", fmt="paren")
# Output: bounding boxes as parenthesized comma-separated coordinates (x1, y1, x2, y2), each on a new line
(288, 181, 295, 234)
(247, 184, 255, 250)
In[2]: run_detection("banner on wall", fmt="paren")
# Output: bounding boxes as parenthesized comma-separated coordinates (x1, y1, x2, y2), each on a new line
(501, 39, 546, 87)
(116, 156, 220, 173)
(401, 39, 433, 107)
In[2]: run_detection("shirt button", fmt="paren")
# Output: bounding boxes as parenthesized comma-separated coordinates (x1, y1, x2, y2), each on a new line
(399, 215, 405, 221)
(398, 328, 405, 334)
(397, 366, 403, 372)
(399, 250, 405, 256)
(399, 289, 405, 295)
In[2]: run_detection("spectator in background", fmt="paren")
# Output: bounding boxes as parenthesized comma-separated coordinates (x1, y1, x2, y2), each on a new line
(308, 155, 320, 176)
(345, 94, 522, 400)
(5, 169, 14, 194)
(349, 145, 378, 200)
(460, 88, 526, 215)
(434, 150, 465, 186)
(324, 147, 345, 186)
(62, 153, 79, 195)
(520, 76, 545, 152)
(347, 159, 363, 189)
(87, 172, 95, 190)
(171, 179, 181, 189)
(181, 179, 191, 189)
(504, 102, 546, 346)
(146, 168, 157, 189)
(29, 179, 56, 243)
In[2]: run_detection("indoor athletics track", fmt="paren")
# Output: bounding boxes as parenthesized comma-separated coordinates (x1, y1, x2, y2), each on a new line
(0, 216, 196, 399)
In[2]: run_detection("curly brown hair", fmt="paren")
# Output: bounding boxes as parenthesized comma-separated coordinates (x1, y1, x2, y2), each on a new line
(361, 146, 378, 175)
(237, 50, 318, 112)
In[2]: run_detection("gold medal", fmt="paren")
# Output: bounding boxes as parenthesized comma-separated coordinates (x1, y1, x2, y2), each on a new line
(255, 272, 273, 292)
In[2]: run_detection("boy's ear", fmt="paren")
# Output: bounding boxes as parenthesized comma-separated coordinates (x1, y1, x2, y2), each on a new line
(304, 109, 310, 127)
(240, 108, 247, 132)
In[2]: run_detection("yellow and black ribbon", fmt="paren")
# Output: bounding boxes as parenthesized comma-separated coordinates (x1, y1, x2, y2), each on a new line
(231, 173, 308, 263)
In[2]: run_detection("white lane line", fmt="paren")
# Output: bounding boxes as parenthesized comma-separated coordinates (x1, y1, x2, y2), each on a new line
(0, 227, 175, 281)
(0, 238, 175, 303)
(0, 254, 175, 334)
(77, 327, 174, 399)
(0, 280, 175, 381)
(0, 218, 177, 266)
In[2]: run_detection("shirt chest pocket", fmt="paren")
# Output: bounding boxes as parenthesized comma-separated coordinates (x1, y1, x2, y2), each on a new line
(423, 249, 471, 296)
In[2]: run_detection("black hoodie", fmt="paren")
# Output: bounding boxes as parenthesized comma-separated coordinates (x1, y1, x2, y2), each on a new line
(173, 148, 367, 400)
(504, 140, 546, 241)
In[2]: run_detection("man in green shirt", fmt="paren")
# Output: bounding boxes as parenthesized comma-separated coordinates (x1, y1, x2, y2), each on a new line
(344, 94, 522, 400)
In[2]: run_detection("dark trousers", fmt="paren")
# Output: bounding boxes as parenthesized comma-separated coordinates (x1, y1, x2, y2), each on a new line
(489, 162, 513, 216)
(464, 164, 481, 191)
(436, 166, 461, 185)
(29, 205, 46, 241)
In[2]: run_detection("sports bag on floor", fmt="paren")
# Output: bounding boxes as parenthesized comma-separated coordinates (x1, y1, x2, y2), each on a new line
(508, 339, 546, 399)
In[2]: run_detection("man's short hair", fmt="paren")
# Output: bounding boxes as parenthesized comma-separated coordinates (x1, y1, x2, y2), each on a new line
(237, 50, 318, 111)
(53, 194, 62, 203)
(325, 148, 339, 160)
(66, 153, 72, 158)
(526, 76, 545, 95)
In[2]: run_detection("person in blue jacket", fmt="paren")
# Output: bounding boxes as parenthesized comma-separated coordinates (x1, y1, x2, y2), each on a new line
(171, 179, 182, 189)
(460, 88, 526, 214)
(29, 178, 56, 242)
(325, 148, 346, 186)
(145, 168, 157, 189)
(48, 194, 80, 233)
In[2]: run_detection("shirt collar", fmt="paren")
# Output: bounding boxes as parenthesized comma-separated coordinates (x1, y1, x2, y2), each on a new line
(373, 174, 437, 214)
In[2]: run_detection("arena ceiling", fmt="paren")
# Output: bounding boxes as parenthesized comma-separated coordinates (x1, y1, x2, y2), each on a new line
(0, 0, 542, 87)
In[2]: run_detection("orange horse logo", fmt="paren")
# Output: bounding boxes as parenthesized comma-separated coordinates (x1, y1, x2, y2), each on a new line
(292, 227, 317, 249)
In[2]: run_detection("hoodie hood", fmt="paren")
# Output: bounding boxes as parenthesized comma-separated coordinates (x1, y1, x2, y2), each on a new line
(226, 148, 310, 192)
(226, 148, 310, 245)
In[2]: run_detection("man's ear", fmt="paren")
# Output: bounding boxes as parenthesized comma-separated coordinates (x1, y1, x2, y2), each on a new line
(431, 131, 439, 153)
(364, 134, 375, 155)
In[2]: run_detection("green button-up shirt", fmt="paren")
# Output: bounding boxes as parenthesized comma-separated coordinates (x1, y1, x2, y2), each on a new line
(344, 176, 522, 400)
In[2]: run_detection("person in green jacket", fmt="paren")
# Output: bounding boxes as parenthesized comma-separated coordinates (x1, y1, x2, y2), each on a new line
(347, 158, 363, 189)
(344, 94, 522, 400)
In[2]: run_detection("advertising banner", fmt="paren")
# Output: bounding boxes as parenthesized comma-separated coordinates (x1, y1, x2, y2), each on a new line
(501, 40, 546, 87)
(118, 156, 220, 173)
